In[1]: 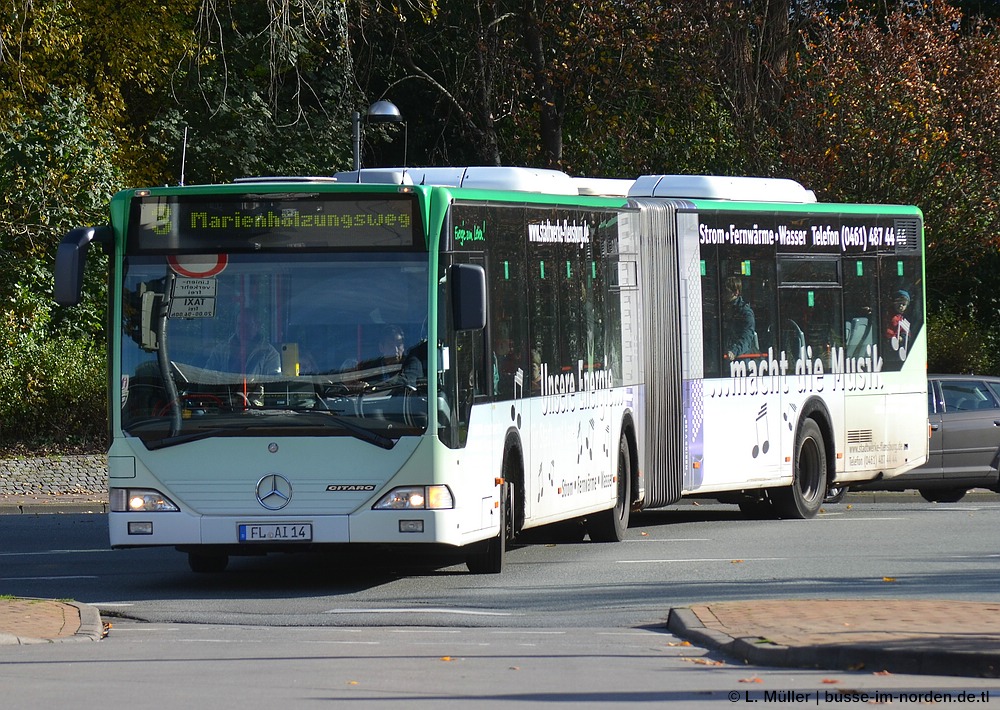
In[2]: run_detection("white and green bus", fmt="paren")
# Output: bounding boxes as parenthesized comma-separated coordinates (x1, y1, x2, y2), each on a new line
(55, 167, 927, 573)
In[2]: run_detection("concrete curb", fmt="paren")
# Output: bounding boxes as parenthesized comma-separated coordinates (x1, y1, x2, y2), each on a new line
(0, 502, 108, 515)
(667, 607, 1000, 678)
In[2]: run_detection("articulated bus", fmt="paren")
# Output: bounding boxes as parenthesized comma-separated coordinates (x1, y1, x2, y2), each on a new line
(55, 167, 927, 573)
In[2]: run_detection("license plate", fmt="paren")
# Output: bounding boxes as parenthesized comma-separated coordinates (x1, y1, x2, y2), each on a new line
(239, 523, 312, 542)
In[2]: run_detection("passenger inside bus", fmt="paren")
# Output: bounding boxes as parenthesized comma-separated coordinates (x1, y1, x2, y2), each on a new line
(358, 324, 426, 391)
(204, 311, 281, 377)
(722, 276, 757, 363)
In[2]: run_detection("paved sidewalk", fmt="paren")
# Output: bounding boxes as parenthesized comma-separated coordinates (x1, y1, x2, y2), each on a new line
(0, 598, 105, 645)
(669, 599, 1000, 678)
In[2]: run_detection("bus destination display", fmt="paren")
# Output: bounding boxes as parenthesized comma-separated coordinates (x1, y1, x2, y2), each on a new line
(129, 194, 417, 252)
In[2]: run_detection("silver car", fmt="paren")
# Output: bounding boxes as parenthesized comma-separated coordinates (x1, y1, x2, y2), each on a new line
(848, 375, 1000, 502)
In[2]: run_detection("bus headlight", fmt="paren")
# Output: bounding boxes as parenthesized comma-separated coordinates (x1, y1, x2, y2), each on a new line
(111, 488, 180, 513)
(373, 485, 454, 510)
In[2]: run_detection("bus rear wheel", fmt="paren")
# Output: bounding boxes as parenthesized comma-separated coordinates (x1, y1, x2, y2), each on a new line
(589, 434, 632, 542)
(773, 418, 826, 519)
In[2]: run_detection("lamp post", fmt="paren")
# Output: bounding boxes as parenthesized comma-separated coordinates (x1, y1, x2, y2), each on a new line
(351, 99, 406, 171)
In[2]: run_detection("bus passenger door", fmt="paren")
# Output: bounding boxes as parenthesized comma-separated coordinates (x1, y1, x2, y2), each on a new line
(443, 253, 498, 532)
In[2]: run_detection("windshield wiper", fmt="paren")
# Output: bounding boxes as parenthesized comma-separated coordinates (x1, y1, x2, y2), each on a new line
(140, 412, 397, 451)
(142, 428, 230, 451)
(288, 409, 397, 450)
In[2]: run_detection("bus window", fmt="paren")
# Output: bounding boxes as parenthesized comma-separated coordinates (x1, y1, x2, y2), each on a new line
(702, 250, 777, 377)
(879, 255, 922, 371)
(843, 257, 878, 360)
(487, 207, 529, 402)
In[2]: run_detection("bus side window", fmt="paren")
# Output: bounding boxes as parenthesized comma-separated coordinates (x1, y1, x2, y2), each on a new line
(843, 257, 878, 360)
(700, 248, 722, 378)
(879, 255, 922, 371)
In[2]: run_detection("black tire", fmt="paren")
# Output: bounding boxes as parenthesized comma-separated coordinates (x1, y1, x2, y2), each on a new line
(773, 418, 826, 519)
(824, 485, 849, 504)
(466, 480, 510, 574)
(188, 551, 229, 574)
(589, 434, 632, 542)
(919, 488, 967, 503)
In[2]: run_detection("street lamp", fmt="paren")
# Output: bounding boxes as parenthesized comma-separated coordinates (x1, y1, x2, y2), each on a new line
(352, 99, 407, 170)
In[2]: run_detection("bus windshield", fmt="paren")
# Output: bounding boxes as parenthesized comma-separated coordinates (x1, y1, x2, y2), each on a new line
(120, 252, 430, 447)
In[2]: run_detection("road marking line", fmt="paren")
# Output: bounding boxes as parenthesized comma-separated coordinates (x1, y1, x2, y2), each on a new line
(1, 575, 99, 580)
(323, 608, 514, 616)
(616, 557, 785, 564)
(813, 517, 906, 521)
(0, 549, 109, 556)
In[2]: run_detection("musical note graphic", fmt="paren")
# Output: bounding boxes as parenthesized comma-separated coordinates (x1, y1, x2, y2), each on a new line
(891, 317, 911, 361)
(752, 403, 769, 458)
(511, 367, 524, 429)
(537, 459, 555, 502)
(577, 419, 596, 463)
(783, 402, 798, 432)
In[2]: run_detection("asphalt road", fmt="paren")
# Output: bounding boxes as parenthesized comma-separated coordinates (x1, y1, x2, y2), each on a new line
(3, 499, 1000, 707)
(1, 497, 999, 629)
(4, 498, 1000, 707)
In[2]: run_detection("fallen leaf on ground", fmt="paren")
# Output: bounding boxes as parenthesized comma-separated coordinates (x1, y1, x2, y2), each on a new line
(682, 657, 724, 666)
(739, 677, 763, 683)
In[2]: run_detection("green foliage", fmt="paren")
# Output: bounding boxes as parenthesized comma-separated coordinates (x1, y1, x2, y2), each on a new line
(147, 0, 355, 184)
(781, 1, 1000, 318)
(926, 306, 999, 376)
(0, 87, 118, 337)
(0, 312, 107, 453)
(3, 0, 1000, 453)
(0, 88, 116, 452)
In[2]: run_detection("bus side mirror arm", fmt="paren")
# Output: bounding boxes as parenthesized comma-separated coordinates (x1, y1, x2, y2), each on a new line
(449, 263, 486, 331)
(54, 225, 113, 306)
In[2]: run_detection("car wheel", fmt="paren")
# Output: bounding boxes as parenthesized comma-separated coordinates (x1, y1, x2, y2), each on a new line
(824, 485, 848, 504)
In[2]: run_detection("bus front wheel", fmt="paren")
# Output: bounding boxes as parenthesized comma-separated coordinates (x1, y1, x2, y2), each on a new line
(588, 434, 632, 542)
(466, 480, 511, 574)
(773, 418, 826, 519)
(188, 550, 229, 574)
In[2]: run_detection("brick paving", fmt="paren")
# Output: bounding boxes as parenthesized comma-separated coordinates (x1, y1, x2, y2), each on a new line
(670, 599, 1000, 677)
(0, 599, 80, 641)
(690, 599, 1000, 652)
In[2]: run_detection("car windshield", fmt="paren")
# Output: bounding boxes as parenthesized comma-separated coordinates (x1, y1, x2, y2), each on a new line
(120, 252, 430, 447)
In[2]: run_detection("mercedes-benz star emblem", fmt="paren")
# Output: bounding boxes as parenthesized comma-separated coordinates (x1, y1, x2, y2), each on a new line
(255, 474, 292, 510)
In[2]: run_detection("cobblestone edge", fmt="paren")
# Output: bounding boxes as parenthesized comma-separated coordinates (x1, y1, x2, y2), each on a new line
(0, 455, 107, 496)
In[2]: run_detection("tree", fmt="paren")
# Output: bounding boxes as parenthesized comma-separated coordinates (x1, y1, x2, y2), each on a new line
(148, 0, 360, 184)
(0, 89, 120, 451)
(1, 0, 200, 185)
(782, 0, 1000, 371)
